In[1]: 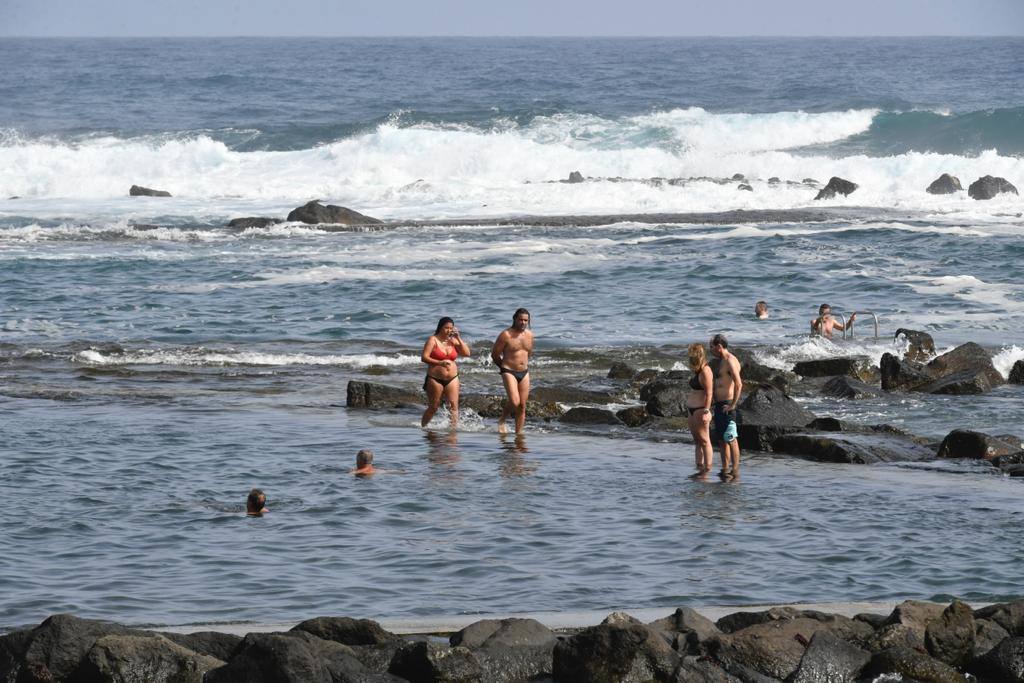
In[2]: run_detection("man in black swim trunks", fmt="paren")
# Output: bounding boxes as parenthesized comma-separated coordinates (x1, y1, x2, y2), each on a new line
(491, 308, 534, 434)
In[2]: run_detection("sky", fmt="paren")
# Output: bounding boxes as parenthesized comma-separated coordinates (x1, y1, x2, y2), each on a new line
(0, 0, 1022, 37)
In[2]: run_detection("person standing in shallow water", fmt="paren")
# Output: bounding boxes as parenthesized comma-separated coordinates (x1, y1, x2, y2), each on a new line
(709, 334, 743, 481)
(421, 317, 471, 428)
(685, 343, 715, 475)
(491, 308, 534, 434)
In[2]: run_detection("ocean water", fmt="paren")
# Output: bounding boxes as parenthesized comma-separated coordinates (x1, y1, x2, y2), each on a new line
(1, 37, 1023, 631)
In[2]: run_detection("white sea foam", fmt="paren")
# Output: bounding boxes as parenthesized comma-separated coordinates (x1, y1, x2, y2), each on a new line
(897, 274, 1024, 312)
(75, 348, 421, 368)
(754, 336, 909, 371)
(993, 345, 1024, 379)
(1, 112, 1021, 221)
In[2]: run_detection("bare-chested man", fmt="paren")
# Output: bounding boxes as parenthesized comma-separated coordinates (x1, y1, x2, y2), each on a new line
(811, 303, 855, 338)
(491, 308, 534, 434)
(709, 334, 743, 480)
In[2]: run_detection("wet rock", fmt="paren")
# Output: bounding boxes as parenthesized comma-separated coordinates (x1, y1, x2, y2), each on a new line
(347, 381, 420, 409)
(608, 361, 636, 379)
(967, 636, 1024, 681)
(199, 631, 376, 683)
(730, 348, 796, 392)
(790, 630, 870, 683)
(793, 356, 872, 380)
(388, 641, 481, 682)
(737, 183, 753, 191)
(821, 375, 881, 399)
(732, 173, 746, 181)
(768, 177, 781, 184)
(129, 184, 171, 197)
(643, 379, 690, 418)
(227, 217, 283, 229)
(0, 628, 33, 683)
(735, 386, 816, 452)
(925, 600, 975, 668)
(560, 407, 621, 425)
(927, 342, 999, 378)
(972, 619, 1010, 659)
(450, 618, 554, 650)
(922, 369, 1006, 395)
(529, 386, 616, 404)
(12, 614, 134, 683)
(975, 599, 1024, 636)
(287, 200, 382, 225)
(709, 617, 824, 681)
(880, 352, 933, 391)
(895, 328, 937, 362)
(854, 612, 888, 629)
(672, 655, 740, 682)
(602, 612, 644, 627)
(79, 633, 223, 683)
(461, 394, 565, 421)
(863, 646, 966, 682)
(616, 405, 649, 427)
(634, 368, 660, 385)
(926, 173, 963, 194)
(160, 631, 242, 661)
(771, 431, 933, 464)
(1010, 360, 1024, 384)
(814, 176, 858, 200)
(647, 608, 721, 656)
(566, 171, 584, 183)
(448, 618, 555, 683)
(936, 429, 1021, 460)
(292, 616, 399, 646)
(865, 623, 924, 654)
(968, 175, 1019, 200)
(552, 622, 679, 683)
(883, 600, 947, 640)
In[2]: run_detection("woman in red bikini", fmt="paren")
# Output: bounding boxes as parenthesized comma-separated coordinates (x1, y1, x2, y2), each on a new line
(421, 317, 471, 428)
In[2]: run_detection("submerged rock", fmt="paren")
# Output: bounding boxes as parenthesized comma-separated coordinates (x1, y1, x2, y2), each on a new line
(287, 200, 382, 225)
(129, 184, 171, 197)
(936, 429, 1021, 460)
(227, 217, 282, 229)
(772, 431, 933, 464)
(926, 173, 963, 194)
(559, 407, 622, 425)
(968, 175, 1019, 200)
(814, 176, 858, 200)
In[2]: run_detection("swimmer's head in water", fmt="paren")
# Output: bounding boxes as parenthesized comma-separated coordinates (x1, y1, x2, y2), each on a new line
(356, 449, 374, 468)
(687, 342, 707, 372)
(246, 488, 266, 514)
(755, 301, 768, 317)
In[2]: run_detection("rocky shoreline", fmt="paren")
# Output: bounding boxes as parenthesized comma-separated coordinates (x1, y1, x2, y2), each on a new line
(347, 330, 1024, 478)
(3, 598, 1022, 682)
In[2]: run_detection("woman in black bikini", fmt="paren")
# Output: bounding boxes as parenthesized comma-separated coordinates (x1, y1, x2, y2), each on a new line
(421, 317, 471, 428)
(685, 342, 714, 474)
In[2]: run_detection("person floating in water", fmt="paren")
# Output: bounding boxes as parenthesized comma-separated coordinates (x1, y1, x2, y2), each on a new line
(755, 300, 769, 319)
(420, 316, 471, 428)
(352, 449, 376, 476)
(491, 308, 534, 434)
(811, 303, 855, 337)
(246, 488, 268, 516)
(709, 334, 743, 481)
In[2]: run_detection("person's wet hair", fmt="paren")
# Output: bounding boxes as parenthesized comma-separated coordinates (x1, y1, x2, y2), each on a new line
(434, 317, 454, 335)
(818, 303, 831, 315)
(687, 343, 706, 372)
(356, 449, 374, 468)
(513, 308, 530, 324)
(755, 301, 767, 312)
(246, 488, 266, 514)
(711, 333, 728, 349)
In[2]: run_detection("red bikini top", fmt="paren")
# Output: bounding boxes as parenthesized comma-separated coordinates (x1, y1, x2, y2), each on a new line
(430, 342, 458, 361)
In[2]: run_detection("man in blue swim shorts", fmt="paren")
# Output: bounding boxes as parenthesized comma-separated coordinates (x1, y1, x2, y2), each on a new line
(709, 334, 743, 480)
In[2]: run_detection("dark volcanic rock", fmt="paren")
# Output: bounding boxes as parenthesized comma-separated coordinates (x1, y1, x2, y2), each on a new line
(737, 183, 753, 191)
(227, 217, 283, 229)
(643, 379, 690, 417)
(922, 369, 1005, 395)
(863, 646, 966, 683)
(926, 173, 963, 194)
(967, 636, 1024, 682)
(793, 356, 872, 380)
(710, 618, 826, 681)
(790, 630, 870, 683)
(927, 342, 998, 378)
(975, 599, 1024, 636)
(968, 175, 1019, 200)
(735, 385, 816, 452)
(552, 622, 679, 683)
(732, 173, 746, 181)
(292, 616, 399, 646)
(79, 634, 223, 683)
(880, 352, 933, 392)
(895, 328, 937, 362)
(973, 619, 1011, 659)
(450, 618, 554, 650)
(461, 394, 565, 421)
(14, 613, 134, 683)
(730, 348, 796, 392)
(865, 624, 924, 654)
(616, 405, 649, 427)
(286, 200, 382, 225)
(129, 184, 171, 197)
(347, 381, 420, 409)
(925, 600, 975, 668)
(560, 407, 622, 425)
(647, 608, 721, 656)
(883, 600, 947, 640)
(1010, 360, 1024, 384)
(936, 429, 1020, 460)
(814, 176, 858, 200)
(821, 375, 882, 399)
(389, 640, 482, 683)
(566, 171, 584, 183)
(161, 631, 242, 661)
(450, 618, 556, 683)
(771, 431, 933, 464)
(607, 361, 636, 379)
(205, 631, 374, 683)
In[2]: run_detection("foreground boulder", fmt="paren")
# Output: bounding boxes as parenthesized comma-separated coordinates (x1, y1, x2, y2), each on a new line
(160, 631, 242, 661)
(883, 600, 947, 640)
(966, 636, 1024, 682)
(790, 630, 870, 683)
(388, 641, 481, 683)
(968, 175, 1019, 200)
(927, 173, 963, 195)
(814, 176, 858, 200)
(552, 622, 679, 683)
(735, 385, 816, 451)
(647, 607, 721, 655)
(975, 599, 1024, 636)
(880, 352, 934, 392)
(863, 646, 967, 682)
(292, 617, 399, 646)
(205, 631, 378, 683)
(79, 634, 223, 683)
(287, 200, 383, 225)
(450, 618, 556, 682)
(925, 600, 975, 668)
(710, 617, 832, 680)
(6, 614, 133, 682)
(936, 429, 1021, 460)
(895, 328, 936, 362)
(129, 184, 171, 197)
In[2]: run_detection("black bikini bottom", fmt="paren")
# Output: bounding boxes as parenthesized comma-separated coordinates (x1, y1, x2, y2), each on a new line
(499, 367, 529, 382)
(424, 373, 458, 391)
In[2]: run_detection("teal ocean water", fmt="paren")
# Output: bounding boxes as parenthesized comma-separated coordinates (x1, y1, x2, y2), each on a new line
(1, 37, 1022, 631)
